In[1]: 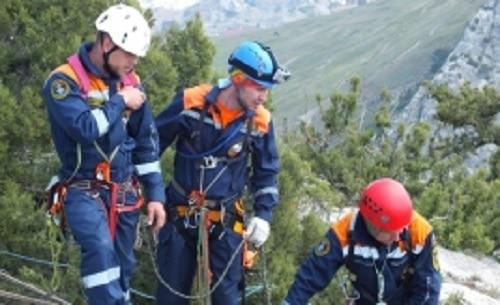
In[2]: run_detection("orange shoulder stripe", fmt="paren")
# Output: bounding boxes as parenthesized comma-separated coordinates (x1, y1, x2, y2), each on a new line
(408, 211, 433, 248)
(183, 85, 213, 110)
(331, 211, 354, 247)
(52, 64, 80, 85)
(52, 64, 108, 91)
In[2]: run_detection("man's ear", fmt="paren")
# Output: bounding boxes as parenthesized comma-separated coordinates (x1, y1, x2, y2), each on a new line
(100, 34, 114, 53)
(231, 73, 245, 85)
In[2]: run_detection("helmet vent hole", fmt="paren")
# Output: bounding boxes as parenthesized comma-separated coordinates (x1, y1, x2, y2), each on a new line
(98, 15, 108, 24)
(363, 196, 383, 214)
(132, 26, 137, 32)
(122, 33, 128, 44)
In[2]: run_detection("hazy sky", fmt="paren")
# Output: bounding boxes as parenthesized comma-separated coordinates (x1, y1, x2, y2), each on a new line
(139, 0, 200, 10)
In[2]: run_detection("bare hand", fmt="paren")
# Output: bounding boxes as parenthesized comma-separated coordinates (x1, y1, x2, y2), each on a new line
(146, 201, 166, 232)
(119, 86, 145, 111)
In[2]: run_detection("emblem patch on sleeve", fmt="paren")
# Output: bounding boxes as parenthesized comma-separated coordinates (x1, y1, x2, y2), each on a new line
(50, 79, 70, 100)
(314, 237, 331, 257)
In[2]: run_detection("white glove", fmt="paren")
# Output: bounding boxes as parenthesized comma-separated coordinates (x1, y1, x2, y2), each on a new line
(244, 217, 270, 248)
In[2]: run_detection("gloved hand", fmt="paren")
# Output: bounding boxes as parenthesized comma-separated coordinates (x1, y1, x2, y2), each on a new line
(244, 217, 270, 248)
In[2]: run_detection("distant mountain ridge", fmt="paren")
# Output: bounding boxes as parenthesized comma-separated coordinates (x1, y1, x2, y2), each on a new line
(142, 0, 378, 35)
(211, 0, 486, 130)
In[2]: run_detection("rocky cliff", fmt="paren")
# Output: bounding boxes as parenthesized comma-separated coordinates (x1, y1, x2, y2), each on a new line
(393, 0, 500, 171)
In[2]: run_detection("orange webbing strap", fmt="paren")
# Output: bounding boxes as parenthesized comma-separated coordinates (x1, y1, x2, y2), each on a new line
(176, 206, 222, 222)
(108, 182, 119, 240)
(175, 206, 245, 235)
(108, 181, 145, 240)
(47, 183, 68, 230)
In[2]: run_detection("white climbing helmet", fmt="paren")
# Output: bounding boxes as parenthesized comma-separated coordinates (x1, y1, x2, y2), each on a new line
(95, 4, 152, 57)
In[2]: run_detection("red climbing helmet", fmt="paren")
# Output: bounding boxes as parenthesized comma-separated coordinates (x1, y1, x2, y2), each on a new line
(359, 178, 413, 231)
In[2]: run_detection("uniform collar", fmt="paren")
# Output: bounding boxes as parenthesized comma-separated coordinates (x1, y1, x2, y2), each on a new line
(78, 42, 120, 82)
(217, 78, 255, 118)
(354, 213, 408, 249)
(354, 214, 387, 247)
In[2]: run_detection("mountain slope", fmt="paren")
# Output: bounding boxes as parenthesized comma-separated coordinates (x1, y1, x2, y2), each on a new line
(211, 0, 486, 129)
(182, 0, 377, 36)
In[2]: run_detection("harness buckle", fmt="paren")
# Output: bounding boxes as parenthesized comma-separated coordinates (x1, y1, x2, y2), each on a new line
(183, 210, 201, 229)
(202, 155, 218, 169)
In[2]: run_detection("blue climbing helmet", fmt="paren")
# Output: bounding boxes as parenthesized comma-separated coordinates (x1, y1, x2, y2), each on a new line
(228, 41, 291, 88)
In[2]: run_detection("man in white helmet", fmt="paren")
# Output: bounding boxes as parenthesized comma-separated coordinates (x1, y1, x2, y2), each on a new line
(42, 4, 165, 305)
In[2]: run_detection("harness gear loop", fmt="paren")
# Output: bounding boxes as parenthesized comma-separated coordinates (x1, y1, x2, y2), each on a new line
(46, 182, 69, 230)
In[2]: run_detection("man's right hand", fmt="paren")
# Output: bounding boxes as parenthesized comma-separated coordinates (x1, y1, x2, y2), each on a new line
(119, 86, 145, 110)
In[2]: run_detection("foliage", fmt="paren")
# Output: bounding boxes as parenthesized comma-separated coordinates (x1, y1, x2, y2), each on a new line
(0, 1, 216, 304)
(0, 1, 498, 305)
(164, 13, 216, 90)
(426, 82, 500, 149)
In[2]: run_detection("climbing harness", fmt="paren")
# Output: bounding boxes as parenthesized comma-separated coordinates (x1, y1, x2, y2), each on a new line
(152, 85, 259, 302)
(45, 54, 144, 238)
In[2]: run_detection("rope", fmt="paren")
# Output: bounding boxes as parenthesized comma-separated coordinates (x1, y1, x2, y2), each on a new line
(197, 208, 212, 305)
(0, 269, 71, 305)
(142, 221, 245, 300)
(0, 250, 70, 268)
(130, 288, 155, 300)
(0, 289, 61, 305)
(261, 245, 272, 305)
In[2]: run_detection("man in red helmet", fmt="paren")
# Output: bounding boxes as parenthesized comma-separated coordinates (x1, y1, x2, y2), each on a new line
(281, 178, 441, 305)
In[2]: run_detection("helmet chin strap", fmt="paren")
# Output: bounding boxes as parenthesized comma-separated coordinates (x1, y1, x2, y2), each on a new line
(235, 85, 248, 111)
(101, 37, 120, 78)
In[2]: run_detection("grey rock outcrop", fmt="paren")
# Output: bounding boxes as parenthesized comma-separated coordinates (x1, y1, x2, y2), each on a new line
(393, 0, 500, 170)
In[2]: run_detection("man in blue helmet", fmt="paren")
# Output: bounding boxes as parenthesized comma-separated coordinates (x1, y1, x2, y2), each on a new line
(155, 41, 291, 305)
(43, 4, 166, 305)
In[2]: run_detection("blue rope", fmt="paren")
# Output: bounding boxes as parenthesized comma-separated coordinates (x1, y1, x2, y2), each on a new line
(0, 250, 70, 268)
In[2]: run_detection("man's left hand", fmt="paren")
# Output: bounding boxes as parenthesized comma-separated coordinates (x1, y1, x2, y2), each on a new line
(146, 201, 166, 232)
(244, 217, 270, 248)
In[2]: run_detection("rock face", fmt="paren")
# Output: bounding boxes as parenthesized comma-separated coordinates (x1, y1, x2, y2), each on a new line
(397, 0, 500, 124)
(142, 0, 377, 35)
(393, 0, 500, 169)
(439, 247, 500, 305)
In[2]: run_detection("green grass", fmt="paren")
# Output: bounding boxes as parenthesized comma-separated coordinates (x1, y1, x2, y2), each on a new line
(210, 0, 486, 130)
